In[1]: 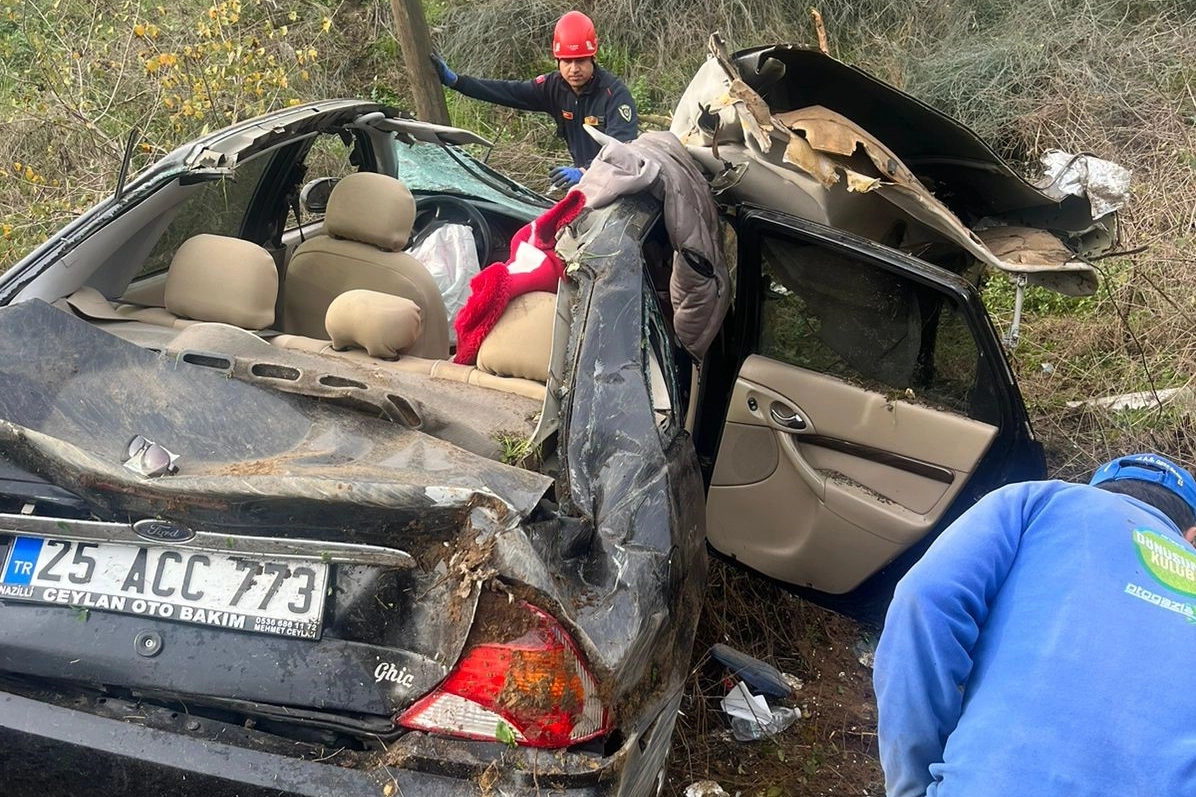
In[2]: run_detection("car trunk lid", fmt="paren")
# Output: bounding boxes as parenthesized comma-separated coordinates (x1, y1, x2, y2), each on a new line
(0, 299, 552, 724)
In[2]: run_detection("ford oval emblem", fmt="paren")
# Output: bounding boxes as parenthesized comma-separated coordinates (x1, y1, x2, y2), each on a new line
(133, 519, 196, 544)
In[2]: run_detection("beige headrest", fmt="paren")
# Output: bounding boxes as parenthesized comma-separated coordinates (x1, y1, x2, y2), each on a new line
(325, 172, 416, 251)
(325, 289, 423, 359)
(165, 234, 278, 329)
(476, 291, 556, 382)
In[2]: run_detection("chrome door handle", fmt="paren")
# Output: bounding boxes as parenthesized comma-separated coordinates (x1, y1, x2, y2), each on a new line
(769, 404, 806, 431)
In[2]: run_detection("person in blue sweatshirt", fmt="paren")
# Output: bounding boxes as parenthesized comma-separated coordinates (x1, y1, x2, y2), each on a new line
(429, 11, 638, 190)
(874, 452, 1196, 797)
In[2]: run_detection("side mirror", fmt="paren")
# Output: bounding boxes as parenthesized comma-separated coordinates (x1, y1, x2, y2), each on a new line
(299, 177, 340, 214)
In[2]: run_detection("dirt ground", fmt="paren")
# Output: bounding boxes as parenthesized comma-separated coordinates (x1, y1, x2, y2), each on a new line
(665, 559, 883, 796)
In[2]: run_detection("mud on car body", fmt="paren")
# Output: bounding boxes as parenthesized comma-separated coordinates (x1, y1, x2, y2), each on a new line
(0, 38, 1116, 797)
(0, 101, 702, 795)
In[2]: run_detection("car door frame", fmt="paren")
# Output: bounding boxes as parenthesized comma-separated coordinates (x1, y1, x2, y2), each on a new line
(694, 206, 1045, 617)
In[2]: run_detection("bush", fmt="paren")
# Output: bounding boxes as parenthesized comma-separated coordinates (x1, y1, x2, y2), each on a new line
(0, 0, 341, 263)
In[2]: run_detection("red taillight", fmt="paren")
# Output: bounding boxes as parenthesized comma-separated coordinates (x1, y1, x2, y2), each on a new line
(398, 601, 609, 748)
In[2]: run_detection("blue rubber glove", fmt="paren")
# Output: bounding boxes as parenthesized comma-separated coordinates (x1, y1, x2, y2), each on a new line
(429, 53, 458, 88)
(548, 165, 583, 190)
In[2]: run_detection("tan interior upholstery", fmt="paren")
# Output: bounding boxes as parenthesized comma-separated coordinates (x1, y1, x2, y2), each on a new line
(282, 172, 450, 359)
(475, 291, 556, 383)
(58, 235, 278, 332)
(269, 333, 547, 402)
(164, 233, 279, 329)
(325, 289, 422, 360)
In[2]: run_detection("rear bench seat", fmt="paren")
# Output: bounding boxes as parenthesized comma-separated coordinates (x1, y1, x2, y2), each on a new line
(270, 288, 557, 403)
(57, 229, 555, 403)
(55, 233, 279, 347)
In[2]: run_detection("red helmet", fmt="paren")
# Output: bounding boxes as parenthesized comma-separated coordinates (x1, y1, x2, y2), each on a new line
(552, 11, 597, 60)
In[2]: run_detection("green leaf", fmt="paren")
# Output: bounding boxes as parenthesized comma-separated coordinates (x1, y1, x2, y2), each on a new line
(495, 720, 517, 748)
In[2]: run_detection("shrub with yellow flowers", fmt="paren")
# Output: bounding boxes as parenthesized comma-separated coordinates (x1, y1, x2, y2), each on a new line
(0, 0, 340, 267)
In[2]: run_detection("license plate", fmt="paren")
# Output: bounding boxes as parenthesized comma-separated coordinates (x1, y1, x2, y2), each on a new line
(0, 536, 328, 639)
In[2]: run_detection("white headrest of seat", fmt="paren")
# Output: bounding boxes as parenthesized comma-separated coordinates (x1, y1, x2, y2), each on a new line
(325, 289, 423, 359)
(165, 234, 278, 329)
(325, 172, 417, 251)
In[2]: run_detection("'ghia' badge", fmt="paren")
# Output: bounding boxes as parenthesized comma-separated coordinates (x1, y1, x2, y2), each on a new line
(133, 519, 196, 544)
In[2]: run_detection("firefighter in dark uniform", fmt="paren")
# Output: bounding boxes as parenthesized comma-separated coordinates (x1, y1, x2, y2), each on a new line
(430, 11, 639, 190)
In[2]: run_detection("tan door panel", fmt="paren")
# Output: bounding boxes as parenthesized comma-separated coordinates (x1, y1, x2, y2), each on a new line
(707, 355, 997, 593)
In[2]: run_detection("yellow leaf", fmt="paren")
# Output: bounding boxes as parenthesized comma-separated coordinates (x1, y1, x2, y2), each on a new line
(320, 16, 331, 33)
(133, 22, 145, 37)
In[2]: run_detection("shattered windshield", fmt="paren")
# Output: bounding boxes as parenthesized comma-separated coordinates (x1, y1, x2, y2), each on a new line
(393, 140, 549, 213)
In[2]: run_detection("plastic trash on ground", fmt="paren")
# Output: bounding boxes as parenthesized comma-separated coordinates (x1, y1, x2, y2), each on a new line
(684, 780, 731, 797)
(709, 642, 793, 698)
(720, 680, 800, 741)
(1034, 150, 1131, 220)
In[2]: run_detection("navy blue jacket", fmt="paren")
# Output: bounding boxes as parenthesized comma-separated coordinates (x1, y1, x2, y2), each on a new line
(453, 66, 638, 168)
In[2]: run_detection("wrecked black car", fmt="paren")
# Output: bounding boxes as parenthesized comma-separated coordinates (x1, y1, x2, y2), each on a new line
(0, 38, 1117, 797)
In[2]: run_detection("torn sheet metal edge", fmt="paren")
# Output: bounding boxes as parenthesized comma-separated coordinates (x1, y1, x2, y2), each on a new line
(672, 39, 1100, 297)
(767, 106, 1101, 296)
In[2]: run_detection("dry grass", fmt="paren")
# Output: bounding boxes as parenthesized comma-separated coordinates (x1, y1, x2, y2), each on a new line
(666, 559, 883, 796)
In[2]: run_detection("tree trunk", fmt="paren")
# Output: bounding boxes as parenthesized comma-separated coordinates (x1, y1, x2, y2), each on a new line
(388, 0, 450, 125)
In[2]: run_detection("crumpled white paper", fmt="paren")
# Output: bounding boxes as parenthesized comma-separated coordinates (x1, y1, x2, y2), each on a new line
(684, 780, 731, 797)
(1034, 149, 1132, 220)
(719, 679, 773, 722)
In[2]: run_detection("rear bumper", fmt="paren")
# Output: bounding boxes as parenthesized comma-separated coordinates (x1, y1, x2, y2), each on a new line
(1, 691, 401, 797)
(0, 688, 676, 797)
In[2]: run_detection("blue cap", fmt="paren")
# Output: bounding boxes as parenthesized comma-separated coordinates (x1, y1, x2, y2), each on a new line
(1089, 453, 1196, 518)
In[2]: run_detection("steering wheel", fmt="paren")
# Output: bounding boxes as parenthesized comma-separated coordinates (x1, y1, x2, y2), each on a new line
(411, 195, 494, 268)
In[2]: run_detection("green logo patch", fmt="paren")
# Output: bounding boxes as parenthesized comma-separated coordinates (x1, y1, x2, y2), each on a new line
(1134, 529, 1196, 596)
(619, 104, 632, 122)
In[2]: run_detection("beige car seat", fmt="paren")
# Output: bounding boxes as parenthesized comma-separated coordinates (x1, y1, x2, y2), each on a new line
(60, 233, 279, 331)
(282, 172, 450, 359)
(162, 233, 279, 329)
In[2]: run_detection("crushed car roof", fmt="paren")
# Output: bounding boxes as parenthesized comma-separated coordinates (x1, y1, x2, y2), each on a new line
(671, 36, 1120, 297)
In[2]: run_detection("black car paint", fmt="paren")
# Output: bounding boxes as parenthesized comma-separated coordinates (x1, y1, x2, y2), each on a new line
(0, 197, 706, 796)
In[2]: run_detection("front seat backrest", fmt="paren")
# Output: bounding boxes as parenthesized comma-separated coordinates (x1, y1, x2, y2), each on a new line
(282, 172, 450, 359)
